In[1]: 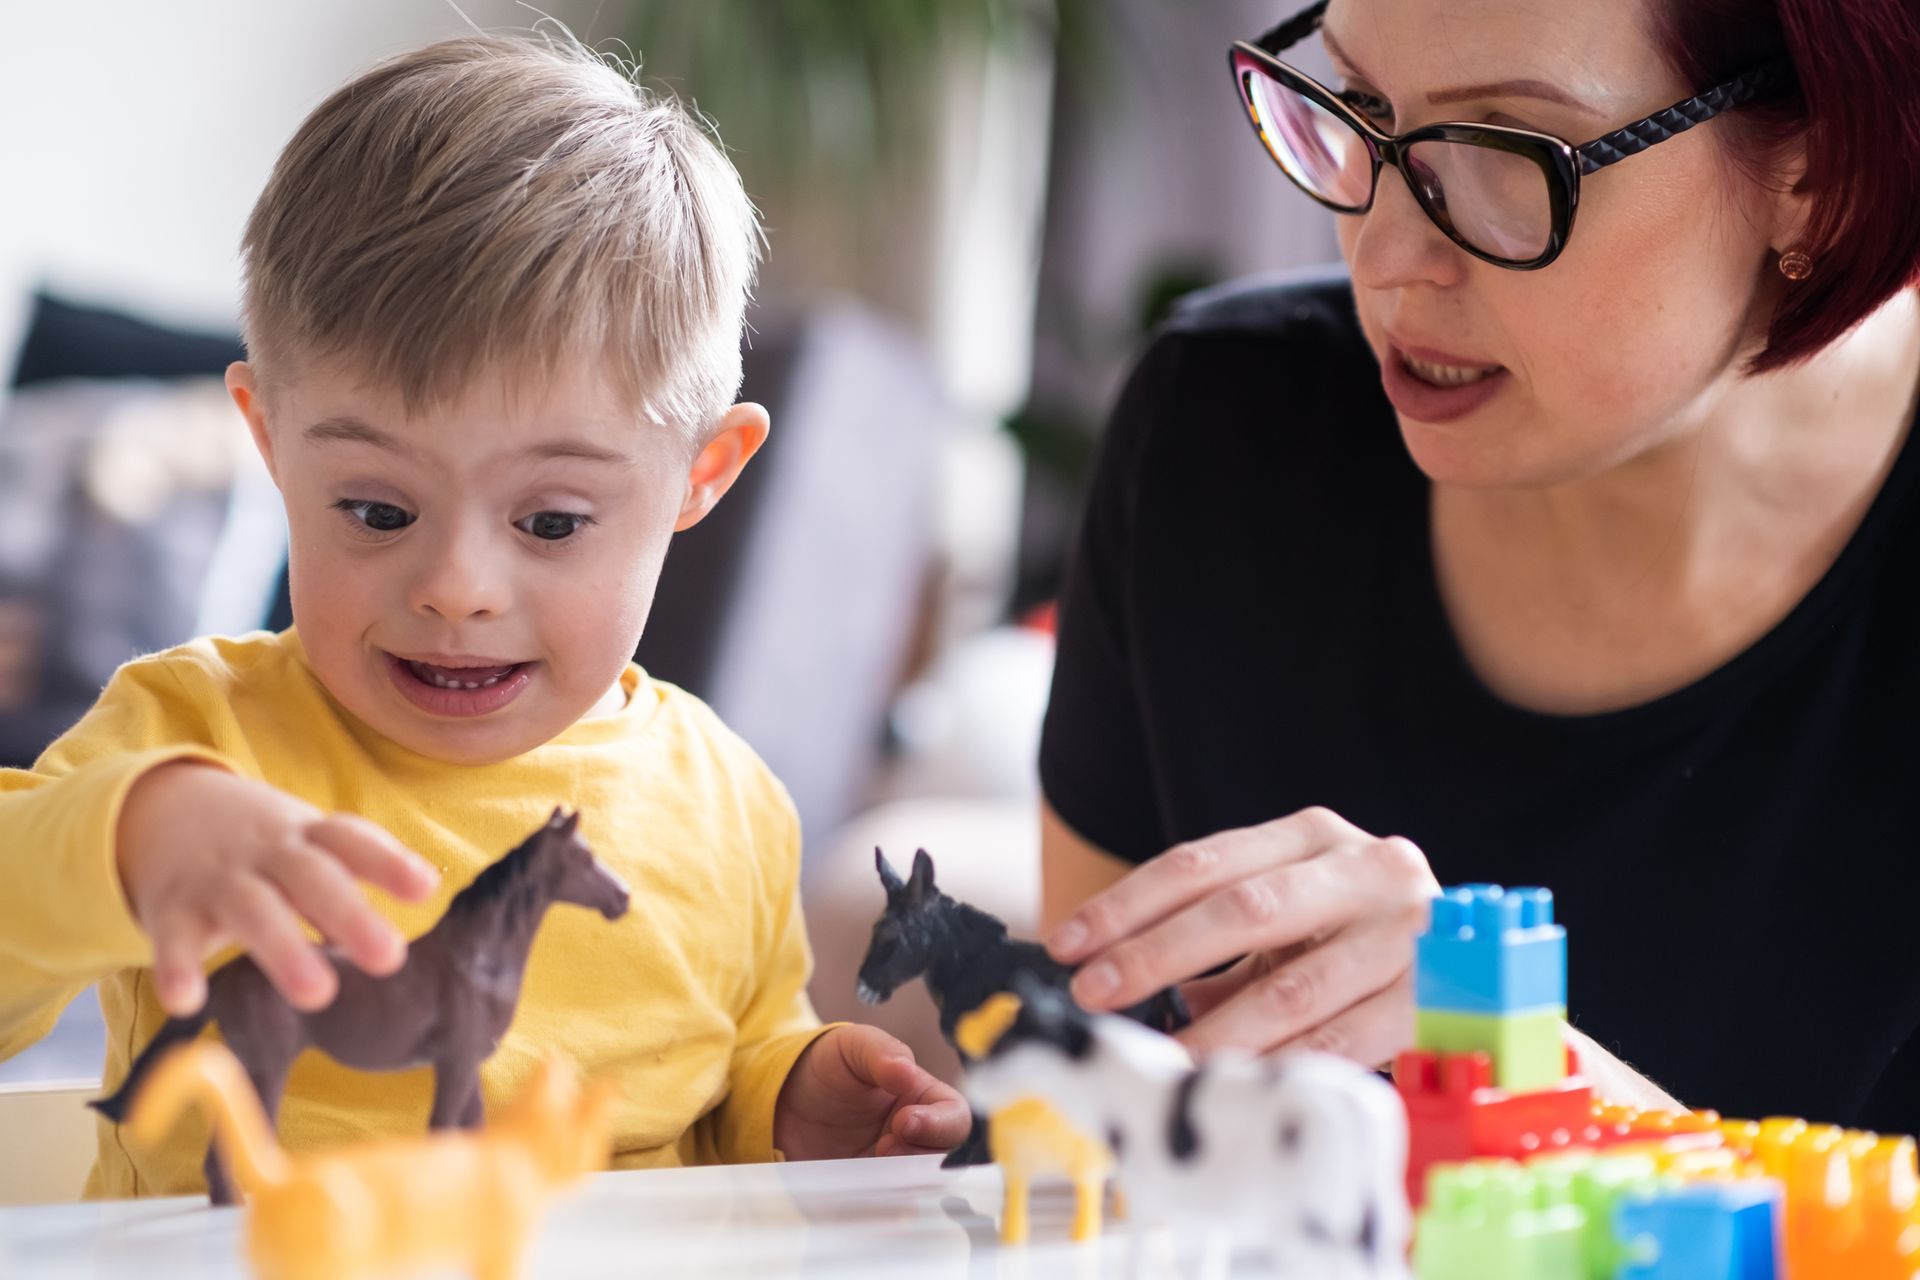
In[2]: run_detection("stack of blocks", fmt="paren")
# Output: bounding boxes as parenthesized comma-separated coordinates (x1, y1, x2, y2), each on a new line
(1401, 881, 1920, 1278)
(1414, 884, 1569, 1092)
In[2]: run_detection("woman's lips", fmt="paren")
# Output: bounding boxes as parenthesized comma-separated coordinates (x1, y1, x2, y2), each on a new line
(1380, 344, 1511, 424)
(383, 652, 534, 717)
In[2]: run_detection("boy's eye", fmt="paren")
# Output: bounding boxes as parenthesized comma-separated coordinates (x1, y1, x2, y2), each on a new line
(333, 499, 415, 532)
(516, 511, 592, 541)
(1339, 88, 1395, 126)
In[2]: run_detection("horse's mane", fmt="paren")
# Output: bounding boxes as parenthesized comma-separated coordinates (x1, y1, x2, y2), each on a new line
(447, 828, 549, 916)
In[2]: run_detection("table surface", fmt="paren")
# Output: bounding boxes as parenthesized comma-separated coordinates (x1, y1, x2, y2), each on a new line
(0, 1154, 1313, 1279)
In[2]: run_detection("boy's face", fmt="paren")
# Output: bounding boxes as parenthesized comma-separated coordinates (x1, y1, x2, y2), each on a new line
(230, 356, 766, 765)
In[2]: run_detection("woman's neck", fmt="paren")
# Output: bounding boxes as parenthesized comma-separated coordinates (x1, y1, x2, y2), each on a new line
(1431, 291, 1920, 715)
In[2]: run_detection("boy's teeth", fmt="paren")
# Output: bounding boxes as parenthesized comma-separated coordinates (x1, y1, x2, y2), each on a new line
(1406, 355, 1499, 387)
(406, 660, 517, 690)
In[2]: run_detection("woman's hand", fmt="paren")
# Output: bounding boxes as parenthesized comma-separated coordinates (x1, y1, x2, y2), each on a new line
(1045, 807, 1440, 1068)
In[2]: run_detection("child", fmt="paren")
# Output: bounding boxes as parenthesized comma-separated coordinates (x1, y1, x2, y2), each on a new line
(0, 34, 967, 1197)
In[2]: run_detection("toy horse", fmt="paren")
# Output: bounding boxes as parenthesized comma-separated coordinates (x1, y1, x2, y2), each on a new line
(93, 808, 630, 1205)
(959, 974, 1412, 1279)
(126, 1039, 617, 1280)
(855, 847, 1190, 1166)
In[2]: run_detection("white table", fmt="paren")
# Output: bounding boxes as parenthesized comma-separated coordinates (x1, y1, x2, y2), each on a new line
(0, 1155, 1303, 1278)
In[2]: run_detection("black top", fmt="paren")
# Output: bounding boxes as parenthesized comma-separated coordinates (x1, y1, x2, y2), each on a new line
(1039, 265, 1920, 1134)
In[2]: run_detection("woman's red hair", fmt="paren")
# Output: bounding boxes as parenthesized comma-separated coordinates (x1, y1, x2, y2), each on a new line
(1656, 0, 1920, 371)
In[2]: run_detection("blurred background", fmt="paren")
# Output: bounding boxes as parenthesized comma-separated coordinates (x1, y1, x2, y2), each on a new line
(0, 0, 1336, 1086)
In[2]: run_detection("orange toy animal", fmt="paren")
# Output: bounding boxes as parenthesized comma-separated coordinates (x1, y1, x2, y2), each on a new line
(126, 1041, 617, 1280)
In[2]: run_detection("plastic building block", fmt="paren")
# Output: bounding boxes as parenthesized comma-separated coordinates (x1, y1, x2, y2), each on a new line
(1416, 1007, 1568, 1092)
(1614, 1181, 1781, 1280)
(1524, 1153, 1667, 1279)
(1416, 885, 1566, 1015)
(1721, 1119, 1920, 1280)
(1396, 1050, 1723, 1206)
(1414, 1160, 1586, 1280)
(1397, 1050, 1593, 1205)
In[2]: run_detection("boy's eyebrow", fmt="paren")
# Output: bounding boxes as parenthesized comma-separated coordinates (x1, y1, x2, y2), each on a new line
(303, 416, 635, 466)
(1320, 27, 1597, 115)
(304, 415, 412, 454)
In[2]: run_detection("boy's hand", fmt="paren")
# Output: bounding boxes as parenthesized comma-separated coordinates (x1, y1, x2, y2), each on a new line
(773, 1024, 971, 1161)
(116, 761, 439, 1016)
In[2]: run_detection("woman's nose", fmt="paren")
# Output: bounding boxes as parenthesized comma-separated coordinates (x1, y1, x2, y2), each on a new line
(1344, 165, 1470, 294)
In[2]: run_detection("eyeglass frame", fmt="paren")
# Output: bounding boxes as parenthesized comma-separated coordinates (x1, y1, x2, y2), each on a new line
(1230, 0, 1795, 269)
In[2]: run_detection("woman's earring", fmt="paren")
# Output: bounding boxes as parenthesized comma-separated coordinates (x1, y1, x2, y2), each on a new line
(1778, 249, 1814, 281)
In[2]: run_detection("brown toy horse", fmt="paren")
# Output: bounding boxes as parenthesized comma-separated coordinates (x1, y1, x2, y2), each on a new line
(127, 1040, 617, 1280)
(93, 808, 630, 1204)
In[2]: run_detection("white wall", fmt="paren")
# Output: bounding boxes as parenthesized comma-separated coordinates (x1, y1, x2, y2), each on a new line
(0, 0, 620, 333)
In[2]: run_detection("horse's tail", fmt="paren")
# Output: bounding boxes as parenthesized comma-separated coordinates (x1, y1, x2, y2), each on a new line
(122, 1041, 291, 1192)
(89, 1005, 212, 1124)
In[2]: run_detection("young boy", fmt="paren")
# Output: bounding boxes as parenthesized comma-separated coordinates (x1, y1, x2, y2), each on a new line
(0, 34, 967, 1197)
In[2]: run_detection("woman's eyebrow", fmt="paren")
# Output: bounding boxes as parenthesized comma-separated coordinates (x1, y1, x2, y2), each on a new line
(1320, 26, 1597, 115)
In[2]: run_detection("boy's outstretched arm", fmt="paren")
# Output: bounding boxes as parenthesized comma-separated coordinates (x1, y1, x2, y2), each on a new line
(0, 654, 435, 1060)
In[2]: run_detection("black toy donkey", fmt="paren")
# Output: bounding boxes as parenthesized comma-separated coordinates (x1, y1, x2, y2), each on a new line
(855, 847, 1190, 1167)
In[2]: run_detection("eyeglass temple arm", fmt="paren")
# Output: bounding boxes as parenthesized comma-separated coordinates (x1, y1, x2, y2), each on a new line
(1253, 0, 1329, 56)
(1574, 60, 1795, 175)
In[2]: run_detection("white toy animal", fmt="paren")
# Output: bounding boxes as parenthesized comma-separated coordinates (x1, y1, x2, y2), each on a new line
(956, 975, 1411, 1280)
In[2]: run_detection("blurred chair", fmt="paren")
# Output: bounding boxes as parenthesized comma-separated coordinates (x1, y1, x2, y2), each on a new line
(0, 1077, 98, 1205)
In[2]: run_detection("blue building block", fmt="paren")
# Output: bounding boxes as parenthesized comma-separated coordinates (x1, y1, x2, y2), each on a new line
(1416, 884, 1566, 1015)
(1614, 1182, 1781, 1280)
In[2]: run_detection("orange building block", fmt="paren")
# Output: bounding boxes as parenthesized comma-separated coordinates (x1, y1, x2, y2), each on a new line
(1717, 1117, 1920, 1280)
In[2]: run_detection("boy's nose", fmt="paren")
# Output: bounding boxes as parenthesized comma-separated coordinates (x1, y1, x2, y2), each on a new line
(408, 534, 511, 620)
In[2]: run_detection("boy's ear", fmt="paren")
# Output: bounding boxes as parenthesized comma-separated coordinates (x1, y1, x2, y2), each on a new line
(675, 402, 770, 532)
(225, 361, 279, 484)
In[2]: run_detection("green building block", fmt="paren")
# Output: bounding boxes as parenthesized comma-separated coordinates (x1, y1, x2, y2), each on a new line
(1414, 1160, 1586, 1280)
(1415, 1006, 1566, 1091)
(1525, 1153, 1668, 1279)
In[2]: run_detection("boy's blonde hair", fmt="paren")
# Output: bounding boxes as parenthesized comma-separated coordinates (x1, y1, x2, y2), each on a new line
(241, 34, 759, 438)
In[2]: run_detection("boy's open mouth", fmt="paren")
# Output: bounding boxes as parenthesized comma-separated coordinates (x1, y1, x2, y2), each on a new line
(383, 652, 536, 717)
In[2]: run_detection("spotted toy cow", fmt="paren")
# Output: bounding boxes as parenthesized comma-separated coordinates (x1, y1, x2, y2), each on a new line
(956, 974, 1411, 1279)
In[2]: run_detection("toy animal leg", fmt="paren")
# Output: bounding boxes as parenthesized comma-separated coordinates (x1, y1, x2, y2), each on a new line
(203, 1145, 238, 1207)
(1000, 1170, 1031, 1246)
(1109, 1184, 1129, 1222)
(940, 1109, 993, 1168)
(1070, 1171, 1104, 1243)
(201, 1026, 296, 1207)
(429, 1063, 483, 1130)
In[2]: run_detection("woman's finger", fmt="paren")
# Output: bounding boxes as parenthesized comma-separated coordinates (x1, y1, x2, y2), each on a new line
(216, 875, 338, 1011)
(262, 843, 408, 976)
(1177, 923, 1416, 1060)
(1272, 978, 1418, 1071)
(1071, 849, 1382, 1012)
(1047, 808, 1360, 964)
(1179, 938, 1320, 1020)
(305, 814, 439, 902)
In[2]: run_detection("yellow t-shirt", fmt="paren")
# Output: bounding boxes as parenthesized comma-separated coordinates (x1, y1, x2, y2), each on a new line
(0, 629, 831, 1198)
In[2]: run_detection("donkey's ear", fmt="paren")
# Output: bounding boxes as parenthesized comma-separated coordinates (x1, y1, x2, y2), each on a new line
(557, 810, 582, 836)
(546, 806, 567, 827)
(875, 848, 905, 897)
(906, 849, 936, 904)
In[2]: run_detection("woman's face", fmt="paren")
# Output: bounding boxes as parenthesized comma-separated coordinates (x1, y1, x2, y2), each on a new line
(1324, 0, 1797, 488)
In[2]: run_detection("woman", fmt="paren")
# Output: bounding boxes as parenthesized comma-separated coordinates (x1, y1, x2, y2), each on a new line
(1037, 0, 1920, 1130)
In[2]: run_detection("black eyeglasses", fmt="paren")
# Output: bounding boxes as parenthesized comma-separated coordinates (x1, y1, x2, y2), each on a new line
(1231, 0, 1794, 269)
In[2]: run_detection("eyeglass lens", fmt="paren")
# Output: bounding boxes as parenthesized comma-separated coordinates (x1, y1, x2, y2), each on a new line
(1243, 66, 1555, 262)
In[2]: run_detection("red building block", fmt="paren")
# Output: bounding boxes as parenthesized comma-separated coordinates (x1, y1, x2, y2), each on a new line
(1395, 1048, 1724, 1206)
